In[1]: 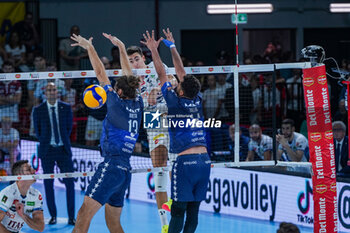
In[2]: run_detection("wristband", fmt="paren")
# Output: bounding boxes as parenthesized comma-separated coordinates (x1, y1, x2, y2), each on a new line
(163, 39, 175, 48)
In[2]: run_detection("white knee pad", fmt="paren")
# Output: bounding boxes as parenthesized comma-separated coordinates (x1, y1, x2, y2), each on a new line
(154, 171, 168, 192)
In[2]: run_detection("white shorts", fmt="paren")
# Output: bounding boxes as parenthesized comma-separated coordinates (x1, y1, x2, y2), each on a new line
(146, 128, 170, 152)
(85, 115, 103, 141)
(146, 128, 178, 164)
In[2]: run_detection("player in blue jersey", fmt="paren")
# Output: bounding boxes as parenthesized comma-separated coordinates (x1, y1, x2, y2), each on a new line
(70, 33, 143, 233)
(141, 29, 211, 233)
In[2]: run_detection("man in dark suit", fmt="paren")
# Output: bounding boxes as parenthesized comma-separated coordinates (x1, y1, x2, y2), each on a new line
(332, 121, 350, 176)
(33, 82, 75, 225)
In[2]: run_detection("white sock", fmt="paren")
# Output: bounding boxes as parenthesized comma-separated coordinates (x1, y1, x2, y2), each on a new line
(158, 209, 168, 226)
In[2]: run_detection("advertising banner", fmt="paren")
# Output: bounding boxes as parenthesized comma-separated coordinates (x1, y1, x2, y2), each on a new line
(303, 65, 337, 233)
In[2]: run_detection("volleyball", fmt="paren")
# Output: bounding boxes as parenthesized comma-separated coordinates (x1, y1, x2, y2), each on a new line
(83, 84, 107, 109)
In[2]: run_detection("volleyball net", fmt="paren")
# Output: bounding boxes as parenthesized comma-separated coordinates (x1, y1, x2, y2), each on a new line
(0, 62, 312, 181)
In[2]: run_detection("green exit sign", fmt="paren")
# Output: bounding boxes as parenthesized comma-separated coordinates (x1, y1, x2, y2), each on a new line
(231, 13, 248, 24)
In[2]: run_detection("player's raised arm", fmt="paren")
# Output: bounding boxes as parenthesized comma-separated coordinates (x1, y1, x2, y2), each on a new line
(162, 28, 186, 82)
(103, 33, 132, 76)
(140, 30, 167, 86)
(70, 34, 111, 87)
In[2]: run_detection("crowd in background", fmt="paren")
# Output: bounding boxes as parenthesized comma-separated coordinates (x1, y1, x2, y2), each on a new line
(0, 14, 350, 176)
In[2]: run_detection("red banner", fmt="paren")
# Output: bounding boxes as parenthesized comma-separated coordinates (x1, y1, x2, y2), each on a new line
(303, 65, 337, 233)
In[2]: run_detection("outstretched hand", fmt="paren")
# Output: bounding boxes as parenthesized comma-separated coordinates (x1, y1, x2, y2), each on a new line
(103, 33, 125, 48)
(140, 30, 162, 51)
(71, 34, 93, 50)
(162, 28, 175, 43)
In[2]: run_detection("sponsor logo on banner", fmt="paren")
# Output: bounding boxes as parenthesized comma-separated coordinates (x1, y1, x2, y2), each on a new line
(222, 67, 231, 72)
(146, 70, 151, 74)
(330, 183, 336, 192)
(208, 67, 214, 72)
(303, 77, 314, 87)
(15, 74, 21, 79)
(325, 131, 333, 140)
(63, 72, 72, 77)
(315, 184, 327, 194)
(317, 75, 327, 85)
(146, 173, 156, 200)
(30, 73, 38, 79)
(113, 70, 119, 75)
(297, 180, 314, 224)
(339, 185, 350, 229)
(81, 72, 87, 76)
(48, 73, 54, 77)
(0, 74, 6, 80)
(191, 67, 200, 73)
(310, 132, 322, 142)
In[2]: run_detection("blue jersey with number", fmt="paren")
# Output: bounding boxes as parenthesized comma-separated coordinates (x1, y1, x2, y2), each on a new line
(161, 82, 207, 153)
(100, 86, 143, 168)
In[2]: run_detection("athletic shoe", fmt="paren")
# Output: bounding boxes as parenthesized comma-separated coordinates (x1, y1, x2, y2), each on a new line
(161, 224, 169, 233)
(162, 198, 172, 212)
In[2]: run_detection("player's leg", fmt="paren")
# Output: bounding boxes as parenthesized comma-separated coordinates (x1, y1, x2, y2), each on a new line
(105, 204, 123, 233)
(105, 164, 131, 233)
(168, 201, 187, 233)
(183, 201, 201, 233)
(73, 196, 102, 233)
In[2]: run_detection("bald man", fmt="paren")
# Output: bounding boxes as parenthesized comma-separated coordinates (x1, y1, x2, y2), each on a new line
(246, 124, 272, 161)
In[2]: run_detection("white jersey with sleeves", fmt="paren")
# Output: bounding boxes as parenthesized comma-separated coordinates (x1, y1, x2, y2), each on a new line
(248, 134, 273, 160)
(278, 132, 309, 162)
(140, 62, 168, 113)
(0, 182, 43, 233)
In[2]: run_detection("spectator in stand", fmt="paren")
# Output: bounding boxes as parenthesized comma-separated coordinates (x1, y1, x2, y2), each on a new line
(59, 25, 87, 71)
(286, 69, 303, 129)
(277, 119, 309, 172)
(11, 12, 40, 53)
(109, 46, 121, 69)
(0, 46, 7, 68)
(277, 222, 300, 233)
(225, 75, 253, 125)
(203, 75, 219, 119)
(246, 124, 272, 161)
(216, 74, 232, 122)
(0, 116, 20, 172)
(194, 60, 208, 91)
(332, 121, 350, 176)
(224, 124, 249, 161)
(261, 74, 281, 127)
(216, 50, 229, 66)
(0, 61, 22, 123)
(4, 31, 28, 71)
(249, 75, 261, 124)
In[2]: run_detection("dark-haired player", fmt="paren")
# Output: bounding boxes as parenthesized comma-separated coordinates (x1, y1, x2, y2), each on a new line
(141, 29, 211, 233)
(71, 33, 143, 233)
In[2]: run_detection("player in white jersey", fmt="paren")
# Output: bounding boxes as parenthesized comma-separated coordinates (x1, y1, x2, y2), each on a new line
(246, 124, 272, 161)
(127, 44, 174, 232)
(277, 118, 309, 162)
(0, 160, 44, 233)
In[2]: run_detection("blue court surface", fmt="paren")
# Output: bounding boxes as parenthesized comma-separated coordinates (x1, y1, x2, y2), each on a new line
(0, 182, 318, 233)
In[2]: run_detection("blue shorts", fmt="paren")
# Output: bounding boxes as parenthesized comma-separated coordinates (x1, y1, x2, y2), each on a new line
(171, 153, 211, 202)
(85, 158, 131, 207)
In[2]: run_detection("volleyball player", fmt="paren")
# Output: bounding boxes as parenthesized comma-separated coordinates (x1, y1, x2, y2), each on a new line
(70, 33, 143, 233)
(127, 38, 176, 232)
(141, 29, 211, 233)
